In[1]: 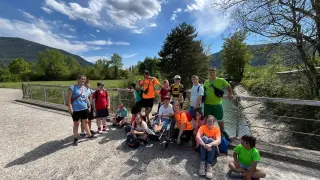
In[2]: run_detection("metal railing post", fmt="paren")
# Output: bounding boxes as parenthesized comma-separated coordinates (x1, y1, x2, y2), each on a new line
(236, 97, 240, 137)
(44, 85, 47, 102)
(29, 84, 33, 99)
(118, 89, 121, 104)
(62, 87, 66, 105)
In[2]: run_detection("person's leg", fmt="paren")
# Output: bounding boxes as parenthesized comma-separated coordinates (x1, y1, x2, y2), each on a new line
(199, 136, 208, 176)
(102, 117, 108, 131)
(96, 118, 102, 133)
(228, 161, 247, 173)
(82, 119, 92, 137)
(145, 107, 152, 125)
(73, 121, 80, 137)
(251, 169, 266, 179)
(205, 138, 215, 164)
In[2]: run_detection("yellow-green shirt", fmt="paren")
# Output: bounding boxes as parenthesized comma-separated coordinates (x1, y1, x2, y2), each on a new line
(203, 78, 229, 105)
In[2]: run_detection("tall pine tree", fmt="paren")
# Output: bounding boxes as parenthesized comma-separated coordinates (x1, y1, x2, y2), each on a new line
(158, 23, 209, 88)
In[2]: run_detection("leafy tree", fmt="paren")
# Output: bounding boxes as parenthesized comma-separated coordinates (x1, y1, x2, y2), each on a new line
(158, 23, 210, 88)
(38, 49, 69, 80)
(66, 56, 81, 79)
(8, 58, 31, 76)
(221, 31, 253, 81)
(138, 57, 161, 77)
(111, 53, 123, 79)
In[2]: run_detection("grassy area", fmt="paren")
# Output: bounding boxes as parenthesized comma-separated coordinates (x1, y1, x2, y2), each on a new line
(0, 80, 123, 89)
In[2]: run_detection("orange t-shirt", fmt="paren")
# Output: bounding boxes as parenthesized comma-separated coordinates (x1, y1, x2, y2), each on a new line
(174, 112, 193, 131)
(198, 125, 221, 140)
(141, 77, 159, 99)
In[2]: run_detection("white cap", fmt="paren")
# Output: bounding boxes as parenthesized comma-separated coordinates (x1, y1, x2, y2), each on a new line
(174, 75, 181, 79)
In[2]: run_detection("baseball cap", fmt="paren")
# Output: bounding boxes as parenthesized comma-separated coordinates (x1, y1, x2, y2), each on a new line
(144, 70, 150, 75)
(174, 75, 181, 79)
(164, 95, 170, 100)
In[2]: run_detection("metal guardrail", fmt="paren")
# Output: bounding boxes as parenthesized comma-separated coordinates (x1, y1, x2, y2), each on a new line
(21, 83, 320, 150)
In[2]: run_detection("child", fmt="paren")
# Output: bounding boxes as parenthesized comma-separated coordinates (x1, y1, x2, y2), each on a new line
(157, 80, 170, 112)
(153, 95, 174, 133)
(80, 79, 96, 136)
(228, 135, 266, 180)
(127, 113, 149, 145)
(131, 81, 143, 111)
(92, 82, 110, 133)
(192, 110, 206, 148)
(111, 103, 128, 127)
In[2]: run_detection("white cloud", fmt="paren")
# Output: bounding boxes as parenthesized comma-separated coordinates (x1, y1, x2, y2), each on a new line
(89, 34, 96, 38)
(43, 0, 162, 33)
(18, 9, 36, 21)
(81, 55, 110, 63)
(123, 53, 138, 58)
(96, 29, 100, 32)
(42, 7, 53, 14)
(60, 34, 76, 38)
(185, 0, 230, 36)
(0, 10, 98, 54)
(86, 39, 130, 46)
(132, 28, 144, 34)
(150, 23, 157, 27)
(171, 8, 182, 21)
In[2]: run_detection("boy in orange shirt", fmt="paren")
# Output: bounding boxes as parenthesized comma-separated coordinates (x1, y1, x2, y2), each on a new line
(173, 101, 194, 145)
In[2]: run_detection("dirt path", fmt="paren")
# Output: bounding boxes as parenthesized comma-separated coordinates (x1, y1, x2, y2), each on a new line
(0, 88, 319, 180)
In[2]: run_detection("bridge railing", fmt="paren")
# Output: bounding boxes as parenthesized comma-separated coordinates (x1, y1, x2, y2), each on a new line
(21, 83, 320, 150)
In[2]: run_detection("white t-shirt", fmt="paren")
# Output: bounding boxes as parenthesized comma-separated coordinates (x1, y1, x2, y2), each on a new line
(190, 84, 204, 107)
(158, 104, 174, 118)
(133, 121, 148, 132)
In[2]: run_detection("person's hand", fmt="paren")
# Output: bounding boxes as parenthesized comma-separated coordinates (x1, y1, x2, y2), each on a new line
(159, 121, 162, 126)
(88, 107, 91, 112)
(69, 108, 73, 115)
(177, 138, 181, 145)
(234, 161, 240, 168)
(108, 106, 110, 110)
(244, 173, 251, 180)
(228, 94, 233, 100)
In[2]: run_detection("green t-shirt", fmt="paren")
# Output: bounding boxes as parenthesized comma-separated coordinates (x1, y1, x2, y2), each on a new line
(234, 144, 261, 166)
(203, 78, 229, 105)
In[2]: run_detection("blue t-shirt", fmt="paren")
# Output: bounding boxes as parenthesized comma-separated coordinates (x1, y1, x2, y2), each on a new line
(116, 108, 128, 117)
(70, 85, 88, 112)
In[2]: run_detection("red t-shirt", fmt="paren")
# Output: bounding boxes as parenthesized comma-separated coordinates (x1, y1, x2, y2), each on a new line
(159, 88, 170, 102)
(93, 90, 109, 110)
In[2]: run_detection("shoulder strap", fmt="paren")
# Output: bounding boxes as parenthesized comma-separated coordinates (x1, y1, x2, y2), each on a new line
(71, 86, 84, 104)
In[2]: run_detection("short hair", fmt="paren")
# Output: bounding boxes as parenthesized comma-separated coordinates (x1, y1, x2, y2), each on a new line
(86, 79, 91, 83)
(77, 75, 86, 80)
(241, 135, 257, 148)
(206, 115, 215, 122)
(209, 67, 217, 71)
(192, 75, 199, 79)
(163, 80, 168, 83)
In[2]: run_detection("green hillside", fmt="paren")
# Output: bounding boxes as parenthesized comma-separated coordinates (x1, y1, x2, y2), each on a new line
(0, 37, 93, 66)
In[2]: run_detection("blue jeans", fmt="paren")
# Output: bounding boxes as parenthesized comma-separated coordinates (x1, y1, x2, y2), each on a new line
(200, 136, 219, 164)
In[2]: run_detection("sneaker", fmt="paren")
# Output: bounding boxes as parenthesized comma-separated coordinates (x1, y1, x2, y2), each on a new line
(205, 164, 213, 179)
(80, 132, 86, 137)
(97, 128, 102, 134)
(199, 161, 206, 176)
(87, 134, 96, 139)
(230, 171, 243, 178)
(90, 130, 96, 135)
(73, 138, 78, 146)
(102, 126, 109, 131)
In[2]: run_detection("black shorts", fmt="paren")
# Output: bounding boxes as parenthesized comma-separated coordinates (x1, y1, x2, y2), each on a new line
(141, 98, 154, 108)
(87, 104, 94, 120)
(96, 108, 109, 118)
(72, 109, 88, 122)
(116, 116, 125, 123)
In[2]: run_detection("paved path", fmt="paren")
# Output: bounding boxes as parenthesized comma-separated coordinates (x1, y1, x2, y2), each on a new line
(0, 88, 319, 180)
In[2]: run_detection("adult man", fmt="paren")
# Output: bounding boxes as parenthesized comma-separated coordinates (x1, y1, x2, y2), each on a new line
(203, 67, 233, 140)
(169, 75, 185, 109)
(189, 75, 204, 118)
(140, 70, 162, 126)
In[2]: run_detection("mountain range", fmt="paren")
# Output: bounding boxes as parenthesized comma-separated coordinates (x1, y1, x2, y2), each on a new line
(0, 37, 92, 66)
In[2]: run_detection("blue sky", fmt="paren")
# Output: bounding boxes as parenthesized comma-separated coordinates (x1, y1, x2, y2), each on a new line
(0, 0, 255, 68)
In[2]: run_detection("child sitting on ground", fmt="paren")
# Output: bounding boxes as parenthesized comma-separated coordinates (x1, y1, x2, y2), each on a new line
(153, 95, 174, 133)
(127, 113, 149, 146)
(111, 103, 128, 127)
(228, 135, 266, 180)
(192, 110, 206, 149)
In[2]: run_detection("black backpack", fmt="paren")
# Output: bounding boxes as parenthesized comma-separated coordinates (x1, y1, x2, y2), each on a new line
(126, 134, 139, 148)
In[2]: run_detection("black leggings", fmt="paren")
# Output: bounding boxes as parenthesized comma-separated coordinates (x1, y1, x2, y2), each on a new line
(173, 128, 193, 141)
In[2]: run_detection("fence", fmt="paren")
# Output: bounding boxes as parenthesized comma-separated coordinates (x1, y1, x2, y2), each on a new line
(21, 83, 320, 150)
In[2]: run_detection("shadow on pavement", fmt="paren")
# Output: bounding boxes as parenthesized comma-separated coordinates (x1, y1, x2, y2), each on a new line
(5, 135, 76, 168)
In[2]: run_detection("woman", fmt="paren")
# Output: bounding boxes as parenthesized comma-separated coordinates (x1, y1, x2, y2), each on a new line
(67, 75, 95, 146)
(196, 115, 221, 179)
(192, 110, 206, 148)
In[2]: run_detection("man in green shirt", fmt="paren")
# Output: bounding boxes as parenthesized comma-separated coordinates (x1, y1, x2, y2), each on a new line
(203, 67, 233, 139)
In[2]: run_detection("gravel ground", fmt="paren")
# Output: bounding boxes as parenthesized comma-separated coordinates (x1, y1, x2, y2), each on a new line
(1, 88, 320, 180)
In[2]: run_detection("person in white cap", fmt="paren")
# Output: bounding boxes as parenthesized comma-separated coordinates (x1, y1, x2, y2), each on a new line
(169, 75, 185, 109)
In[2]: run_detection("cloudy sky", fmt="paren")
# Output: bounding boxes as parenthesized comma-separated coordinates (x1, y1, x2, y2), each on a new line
(0, 0, 247, 67)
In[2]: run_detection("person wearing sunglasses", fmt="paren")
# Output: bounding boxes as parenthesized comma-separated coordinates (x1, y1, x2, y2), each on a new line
(196, 115, 221, 179)
(228, 135, 266, 180)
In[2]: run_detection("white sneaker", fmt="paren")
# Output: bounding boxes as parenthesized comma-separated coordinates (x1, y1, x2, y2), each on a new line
(205, 164, 213, 179)
(199, 161, 206, 176)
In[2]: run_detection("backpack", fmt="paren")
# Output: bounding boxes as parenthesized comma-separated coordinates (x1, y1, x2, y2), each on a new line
(126, 134, 139, 148)
(197, 84, 205, 103)
(180, 111, 193, 122)
(218, 134, 229, 154)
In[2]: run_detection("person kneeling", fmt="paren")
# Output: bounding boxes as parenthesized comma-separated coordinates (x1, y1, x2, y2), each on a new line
(172, 101, 194, 145)
(111, 103, 128, 127)
(127, 114, 149, 147)
(228, 135, 266, 180)
(197, 115, 221, 179)
(153, 96, 174, 133)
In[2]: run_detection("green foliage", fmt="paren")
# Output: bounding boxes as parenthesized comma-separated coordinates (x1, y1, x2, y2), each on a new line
(138, 57, 161, 78)
(8, 58, 31, 75)
(38, 49, 69, 80)
(158, 22, 210, 88)
(111, 53, 123, 79)
(221, 31, 252, 80)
